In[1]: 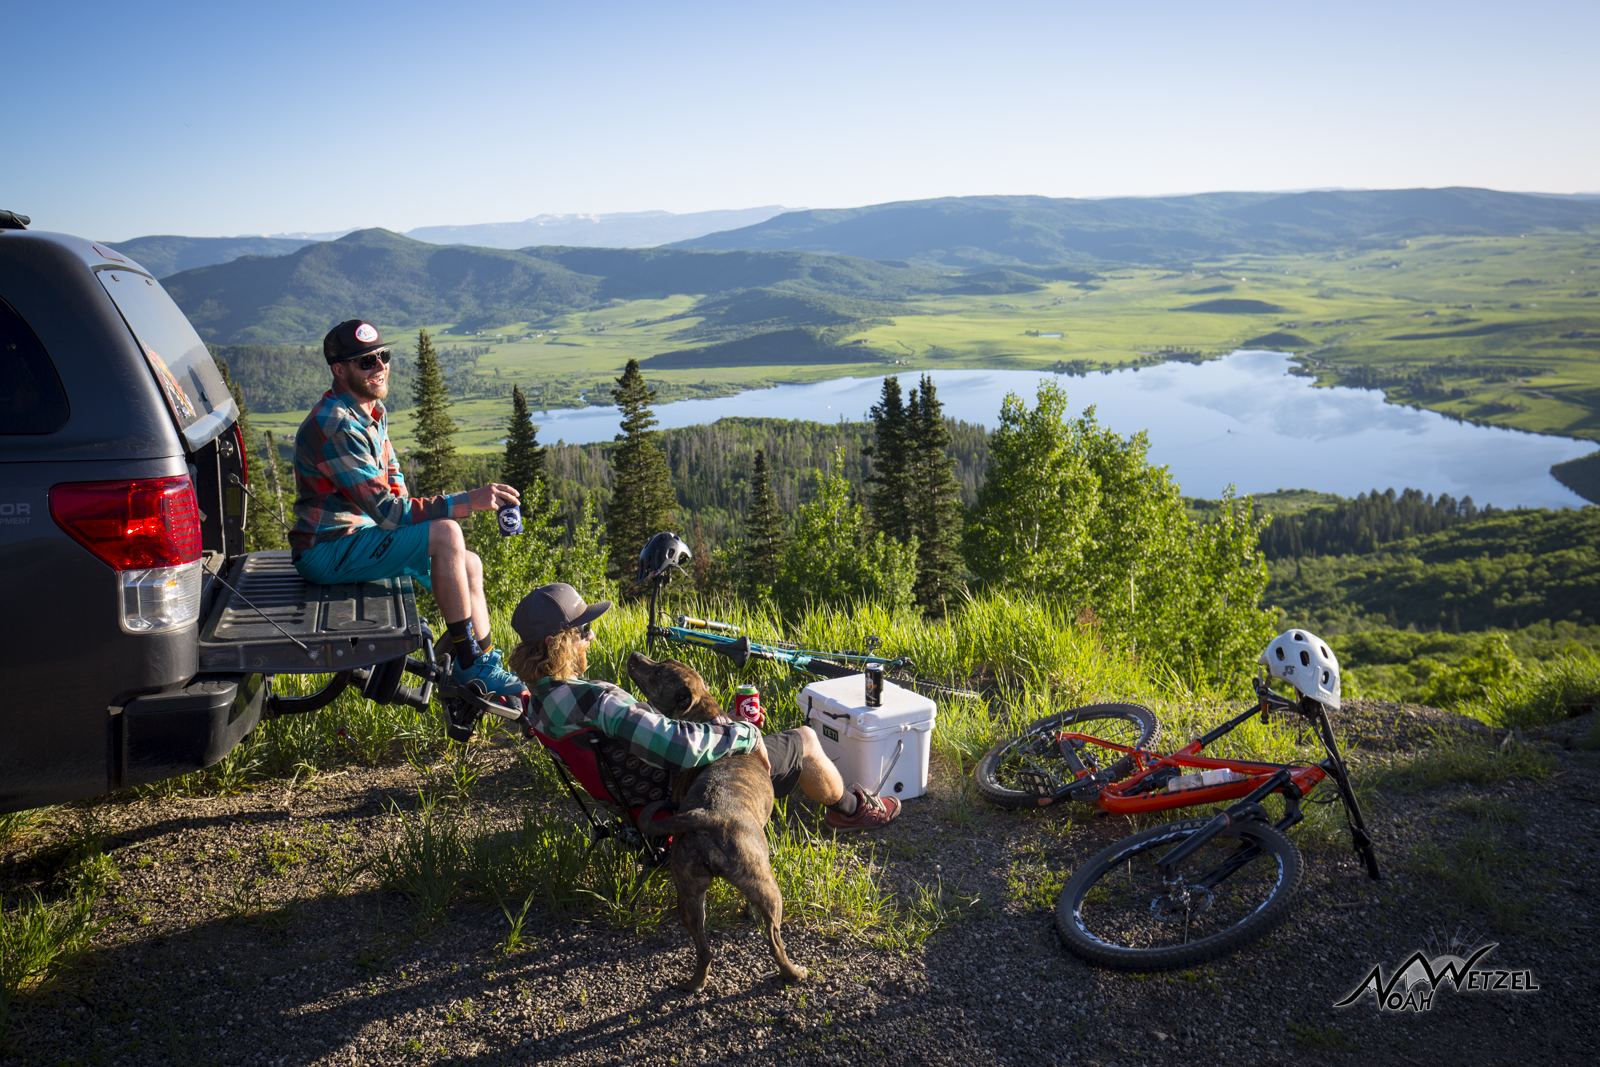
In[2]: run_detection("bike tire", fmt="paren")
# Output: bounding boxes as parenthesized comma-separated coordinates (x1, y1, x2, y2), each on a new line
(972, 704, 1161, 809)
(1056, 816, 1305, 970)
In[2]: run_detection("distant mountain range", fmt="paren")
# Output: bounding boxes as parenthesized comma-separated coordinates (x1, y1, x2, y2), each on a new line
(162, 228, 1035, 345)
(146, 186, 1600, 346)
(107, 206, 795, 278)
(404, 206, 793, 250)
(675, 187, 1600, 267)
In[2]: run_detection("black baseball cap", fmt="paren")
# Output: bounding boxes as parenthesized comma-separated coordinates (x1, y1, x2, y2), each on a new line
(512, 583, 611, 647)
(323, 319, 389, 364)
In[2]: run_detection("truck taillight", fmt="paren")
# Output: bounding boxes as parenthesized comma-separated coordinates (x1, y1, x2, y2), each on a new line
(50, 476, 203, 570)
(232, 421, 248, 484)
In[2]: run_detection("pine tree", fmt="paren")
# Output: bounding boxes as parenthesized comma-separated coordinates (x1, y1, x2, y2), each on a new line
(606, 359, 676, 589)
(864, 376, 915, 543)
(211, 354, 286, 551)
(262, 429, 289, 536)
(741, 448, 787, 599)
(908, 375, 965, 615)
(502, 384, 546, 501)
(410, 327, 460, 496)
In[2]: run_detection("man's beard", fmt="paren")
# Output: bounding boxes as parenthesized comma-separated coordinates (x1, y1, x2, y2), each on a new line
(346, 372, 388, 402)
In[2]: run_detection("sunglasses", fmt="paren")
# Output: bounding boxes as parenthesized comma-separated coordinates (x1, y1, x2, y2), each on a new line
(576, 623, 594, 642)
(340, 349, 391, 372)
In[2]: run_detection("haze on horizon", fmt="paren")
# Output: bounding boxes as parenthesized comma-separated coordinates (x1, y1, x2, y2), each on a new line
(7, 0, 1597, 242)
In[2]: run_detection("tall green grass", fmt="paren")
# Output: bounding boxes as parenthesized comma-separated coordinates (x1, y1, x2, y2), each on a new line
(0, 891, 105, 1028)
(561, 588, 1205, 771)
(1468, 649, 1600, 729)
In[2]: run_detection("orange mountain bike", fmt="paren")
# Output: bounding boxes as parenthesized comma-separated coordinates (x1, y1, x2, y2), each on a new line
(973, 674, 1381, 969)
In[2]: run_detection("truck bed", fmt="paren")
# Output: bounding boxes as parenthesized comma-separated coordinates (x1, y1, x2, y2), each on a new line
(197, 551, 425, 674)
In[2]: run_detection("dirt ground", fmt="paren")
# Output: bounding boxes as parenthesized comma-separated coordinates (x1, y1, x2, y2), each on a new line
(3, 702, 1597, 1067)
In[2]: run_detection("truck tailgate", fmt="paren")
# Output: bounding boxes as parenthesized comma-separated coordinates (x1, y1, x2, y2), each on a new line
(197, 550, 425, 673)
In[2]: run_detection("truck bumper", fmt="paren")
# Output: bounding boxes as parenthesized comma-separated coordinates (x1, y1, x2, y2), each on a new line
(120, 674, 266, 789)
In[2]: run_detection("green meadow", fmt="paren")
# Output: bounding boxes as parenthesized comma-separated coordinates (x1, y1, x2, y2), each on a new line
(249, 233, 1600, 454)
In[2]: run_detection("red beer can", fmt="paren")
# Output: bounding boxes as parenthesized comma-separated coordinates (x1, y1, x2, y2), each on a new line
(733, 684, 762, 725)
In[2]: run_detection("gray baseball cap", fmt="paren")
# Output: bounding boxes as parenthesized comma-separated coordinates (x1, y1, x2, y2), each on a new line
(511, 583, 611, 646)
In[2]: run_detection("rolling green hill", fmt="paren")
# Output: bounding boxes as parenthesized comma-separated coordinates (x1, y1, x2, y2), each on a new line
(1264, 506, 1600, 632)
(676, 188, 1600, 267)
(164, 229, 599, 343)
(103, 235, 315, 278)
(162, 231, 1019, 345)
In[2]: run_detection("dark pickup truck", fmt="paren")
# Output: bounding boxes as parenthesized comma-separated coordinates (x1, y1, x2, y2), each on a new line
(0, 213, 442, 814)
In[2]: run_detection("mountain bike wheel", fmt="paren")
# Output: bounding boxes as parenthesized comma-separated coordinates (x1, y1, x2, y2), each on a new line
(972, 704, 1160, 808)
(1056, 816, 1304, 970)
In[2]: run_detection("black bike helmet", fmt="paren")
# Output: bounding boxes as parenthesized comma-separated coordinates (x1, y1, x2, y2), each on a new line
(637, 531, 693, 583)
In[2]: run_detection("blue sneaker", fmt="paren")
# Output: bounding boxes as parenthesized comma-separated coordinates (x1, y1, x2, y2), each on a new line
(452, 648, 528, 707)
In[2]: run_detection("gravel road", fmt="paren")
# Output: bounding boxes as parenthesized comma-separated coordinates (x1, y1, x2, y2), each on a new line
(3, 702, 1596, 1066)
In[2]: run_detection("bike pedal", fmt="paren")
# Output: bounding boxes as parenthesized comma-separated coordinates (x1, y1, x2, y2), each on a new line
(1016, 770, 1058, 801)
(440, 685, 486, 743)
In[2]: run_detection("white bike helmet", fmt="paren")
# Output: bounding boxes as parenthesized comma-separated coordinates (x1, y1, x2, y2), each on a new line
(1259, 629, 1341, 710)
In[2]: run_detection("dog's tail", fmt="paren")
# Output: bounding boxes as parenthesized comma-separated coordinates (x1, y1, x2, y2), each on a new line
(638, 800, 723, 838)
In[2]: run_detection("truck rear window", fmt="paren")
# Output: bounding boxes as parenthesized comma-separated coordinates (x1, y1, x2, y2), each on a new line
(97, 269, 236, 450)
(0, 295, 70, 434)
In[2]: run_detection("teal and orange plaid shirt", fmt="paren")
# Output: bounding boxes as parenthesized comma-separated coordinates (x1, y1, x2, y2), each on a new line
(289, 389, 469, 556)
(528, 676, 761, 772)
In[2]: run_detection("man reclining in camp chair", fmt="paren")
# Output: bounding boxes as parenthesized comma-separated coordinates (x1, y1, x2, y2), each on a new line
(508, 582, 900, 830)
(289, 319, 527, 705)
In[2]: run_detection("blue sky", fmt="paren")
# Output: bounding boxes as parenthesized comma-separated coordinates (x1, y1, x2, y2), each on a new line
(6, 0, 1596, 240)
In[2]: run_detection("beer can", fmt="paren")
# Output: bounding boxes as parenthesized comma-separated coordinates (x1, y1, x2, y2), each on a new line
(497, 502, 523, 537)
(733, 684, 760, 721)
(864, 663, 884, 708)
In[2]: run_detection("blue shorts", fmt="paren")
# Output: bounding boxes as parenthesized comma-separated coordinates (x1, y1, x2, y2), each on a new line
(295, 522, 435, 590)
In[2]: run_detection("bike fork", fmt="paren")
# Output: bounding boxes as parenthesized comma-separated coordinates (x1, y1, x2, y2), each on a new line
(1312, 706, 1383, 881)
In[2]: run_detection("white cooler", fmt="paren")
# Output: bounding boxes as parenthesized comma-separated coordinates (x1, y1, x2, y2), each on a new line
(797, 674, 937, 800)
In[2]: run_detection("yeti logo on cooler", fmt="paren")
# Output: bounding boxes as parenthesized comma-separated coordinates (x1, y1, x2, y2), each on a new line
(822, 724, 839, 743)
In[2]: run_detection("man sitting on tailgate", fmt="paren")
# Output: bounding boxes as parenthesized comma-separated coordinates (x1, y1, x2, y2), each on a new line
(289, 319, 526, 705)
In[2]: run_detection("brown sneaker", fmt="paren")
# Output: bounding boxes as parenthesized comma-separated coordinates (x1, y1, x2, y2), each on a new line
(824, 788, 901, 831)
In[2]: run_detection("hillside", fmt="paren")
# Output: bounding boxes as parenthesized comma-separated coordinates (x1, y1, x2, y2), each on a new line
(1264, 506, 1600, 632)
(676, 188, 1600, 267)
(102, 234, 315, 278)
(163, 231, 1008, 345)
(163, 229, 599, 343)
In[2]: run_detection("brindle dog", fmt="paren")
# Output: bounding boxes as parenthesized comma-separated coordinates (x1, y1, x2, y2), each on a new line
(625, 651, 807, 991)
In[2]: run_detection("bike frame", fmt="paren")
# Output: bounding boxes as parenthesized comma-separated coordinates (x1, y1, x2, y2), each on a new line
(643, 574, 916, 683)
(1034, 676, 1381, 879)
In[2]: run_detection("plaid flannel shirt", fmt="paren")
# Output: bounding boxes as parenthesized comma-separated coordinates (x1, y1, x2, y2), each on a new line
(289, 388, 470, 556)
(528, 676, 761, 772)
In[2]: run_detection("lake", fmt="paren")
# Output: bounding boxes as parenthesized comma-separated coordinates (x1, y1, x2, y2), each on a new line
(530, 350, 1597, 509)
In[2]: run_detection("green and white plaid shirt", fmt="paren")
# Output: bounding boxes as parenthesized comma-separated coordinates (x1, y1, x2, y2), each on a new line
(528, 676, 761, 771)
